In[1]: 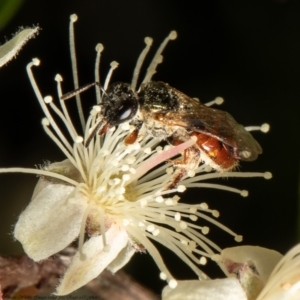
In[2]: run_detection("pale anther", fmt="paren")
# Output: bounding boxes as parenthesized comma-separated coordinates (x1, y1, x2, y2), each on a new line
(121, 165, 129, 172)
(54, 74, 63, 82)
(95, 43, 104, 52)
(264, 171, 272, 179)
(44, 96, 52, 103)
(235, 235, 243, 242)
(32, 58, 40, 65)
(75, 136, 83, 143)
(144, 37, 153, 45)
(240, 190, 248, 197)
(169, 31, 178, 40)
(215, 96, 224, 105)
(202, 226, 209, 234)
(189, 215, 198, 221)
(70, 14, 78, 22)
(144, 147, 151, 154)
(121, 122, 130, 130)
(177, 185, 186, 192)
(168, 279, 178, 289)
(212, 210, 220, 217)
(147, 224, 155, 232)
(153, 229, 160, 236)
(261, 123, 270, 132)
(155, 196, 164, 203)
(199, 257, 207, 265)
(122, 174, 130, 182)
(199, 203, 208, 210)
(110, 61, 119, 69)
(174, 212, 181, 221)
(41, 118, 50, 126)
(188, 170, 195, 177)
(180, 221, 187, 229)
(173, 195, 180, 201)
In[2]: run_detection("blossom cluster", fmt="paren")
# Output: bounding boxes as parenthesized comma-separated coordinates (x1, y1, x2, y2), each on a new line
(2, 14, 296, 300)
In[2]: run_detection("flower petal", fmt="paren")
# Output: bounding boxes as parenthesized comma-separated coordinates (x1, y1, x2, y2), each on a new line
(222, 246, 282, 284)
(221, 246, 283, 300)
(107, 242, 136, 273)
(14, 182, 87, 261)
(56, 224, 129, 295)
(162, 278, 248, 300)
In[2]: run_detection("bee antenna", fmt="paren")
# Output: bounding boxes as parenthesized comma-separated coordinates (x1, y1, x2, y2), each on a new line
(61, 82, 102, 100)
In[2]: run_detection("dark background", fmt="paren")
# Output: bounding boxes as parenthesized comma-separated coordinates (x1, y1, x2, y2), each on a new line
(0, 0, 299, 295)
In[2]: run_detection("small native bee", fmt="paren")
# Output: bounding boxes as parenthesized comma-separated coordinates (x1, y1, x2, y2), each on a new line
(63, 80, 262, 187)
(62, 32, 262, 188)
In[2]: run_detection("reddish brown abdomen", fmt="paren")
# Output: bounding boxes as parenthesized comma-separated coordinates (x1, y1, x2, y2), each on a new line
(192, 132, 238, 170)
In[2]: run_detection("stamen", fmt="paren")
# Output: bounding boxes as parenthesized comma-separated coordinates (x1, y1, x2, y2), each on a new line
(27, 62, 74, 154)
(142, 30, 177, 83)
(32, 58, 40, 66)
(55, 74, 79, 138)
(126, 225, 173, 282)
(0, 167, 78, 186)
(182, 171, 271, 196)
(245, 123, 270, 133)
(48, 100, 78, 142)
(131, 37, 153, 91)
(103, 61, 119, 91)
(168, 279, 178, 289)
(41, 123, 77, 166)
(95, 43, 104, 104)
(69, 14, 85, 130)
(205, 96, 224, 107)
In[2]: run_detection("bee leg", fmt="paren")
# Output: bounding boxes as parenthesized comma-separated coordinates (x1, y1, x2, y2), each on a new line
(124, 120, 143, 145)
(167, 168, 187, 189)
(166, 142, 202, 189)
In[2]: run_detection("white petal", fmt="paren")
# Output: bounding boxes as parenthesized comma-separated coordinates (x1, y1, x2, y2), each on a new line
(257, 243, 300, 300)
(107, 242, 135, 273)
(162, 278, 247, 300)
(14, 182, 87, 261)
(56, 225, 129, 295)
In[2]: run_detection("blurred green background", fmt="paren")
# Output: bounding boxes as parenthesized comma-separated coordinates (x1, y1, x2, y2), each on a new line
(0, 0, 299, 295)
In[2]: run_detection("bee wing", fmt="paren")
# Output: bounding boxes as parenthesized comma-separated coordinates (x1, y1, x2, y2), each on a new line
(163, 100, 262, 161)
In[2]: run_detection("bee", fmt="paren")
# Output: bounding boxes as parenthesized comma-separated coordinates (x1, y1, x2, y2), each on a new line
(63, 80, 262, 188)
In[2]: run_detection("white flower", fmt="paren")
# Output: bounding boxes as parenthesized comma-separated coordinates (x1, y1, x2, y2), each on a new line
(0, 14, 271, 295)
(163, 244, 300, 300)
(257, 243, 300, 300)
(221, 246, 283, 300)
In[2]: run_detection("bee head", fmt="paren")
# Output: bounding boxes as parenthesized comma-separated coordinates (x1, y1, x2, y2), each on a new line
(102, 82, 139, 126)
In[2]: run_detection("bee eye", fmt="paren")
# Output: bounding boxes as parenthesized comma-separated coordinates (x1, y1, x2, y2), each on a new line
(112, 99, 138, 125)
